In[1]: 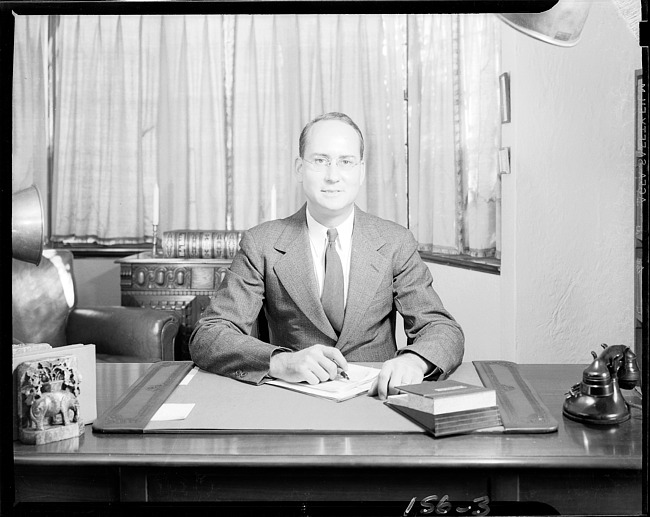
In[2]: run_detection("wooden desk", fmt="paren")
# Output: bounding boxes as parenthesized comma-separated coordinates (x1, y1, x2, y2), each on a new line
(13, 364, 643, 515)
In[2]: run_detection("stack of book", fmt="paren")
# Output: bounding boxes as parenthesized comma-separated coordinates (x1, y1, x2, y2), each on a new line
(385, 379, 502, 437)
(162, 230, 243, 259)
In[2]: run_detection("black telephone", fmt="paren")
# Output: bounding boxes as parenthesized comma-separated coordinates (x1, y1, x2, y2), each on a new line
(563, 344, 641, 425)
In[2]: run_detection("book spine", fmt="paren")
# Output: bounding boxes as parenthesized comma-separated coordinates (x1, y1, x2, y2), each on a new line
(188, 232, 201, 259)
(398, 392, 496, 415)
(162, 231, 242, 259)
(12, 343, 52, 357)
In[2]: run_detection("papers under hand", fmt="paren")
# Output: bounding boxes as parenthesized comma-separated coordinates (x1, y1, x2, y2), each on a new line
(265, 364, 380, 402)
(337, 369, 350, 381)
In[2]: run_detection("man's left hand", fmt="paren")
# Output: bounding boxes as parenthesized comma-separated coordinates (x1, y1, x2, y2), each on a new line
(368, 353, 431, 400)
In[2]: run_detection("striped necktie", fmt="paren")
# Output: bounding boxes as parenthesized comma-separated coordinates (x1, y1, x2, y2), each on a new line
(321, 228, 344, 334)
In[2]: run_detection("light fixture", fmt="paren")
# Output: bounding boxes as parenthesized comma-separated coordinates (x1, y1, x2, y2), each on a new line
(12, 185, 44, 266)
(497, 0, 592, 47)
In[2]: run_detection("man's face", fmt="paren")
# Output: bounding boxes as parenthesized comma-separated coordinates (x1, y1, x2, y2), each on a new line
(296, 119, 366, 224)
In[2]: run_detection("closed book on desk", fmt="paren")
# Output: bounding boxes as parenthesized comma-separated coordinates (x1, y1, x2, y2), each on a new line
(394, 379, 497, 414)
(385, 401, 502, 437)
(386, 379, 500, 437)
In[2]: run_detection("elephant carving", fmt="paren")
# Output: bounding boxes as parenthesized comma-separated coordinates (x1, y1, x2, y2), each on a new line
(26, 390, 80, 431)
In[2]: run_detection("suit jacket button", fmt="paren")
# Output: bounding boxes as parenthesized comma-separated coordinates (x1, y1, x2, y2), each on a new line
(235, 370, 245, 378)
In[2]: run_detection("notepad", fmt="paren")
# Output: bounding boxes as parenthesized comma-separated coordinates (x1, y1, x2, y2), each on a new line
(265, 364, 380, 402)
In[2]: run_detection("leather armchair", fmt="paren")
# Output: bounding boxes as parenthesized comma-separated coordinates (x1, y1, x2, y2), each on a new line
(12, 249, 180, 362)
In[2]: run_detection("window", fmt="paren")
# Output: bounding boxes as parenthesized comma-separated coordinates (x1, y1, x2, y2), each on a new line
(13, 14, 501, 270)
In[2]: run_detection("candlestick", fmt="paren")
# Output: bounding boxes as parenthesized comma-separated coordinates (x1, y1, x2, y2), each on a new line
(152, 224, 159, 257)
(153, 184, 159, 226)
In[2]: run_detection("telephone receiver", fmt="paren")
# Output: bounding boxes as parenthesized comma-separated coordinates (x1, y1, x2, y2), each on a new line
(563, 344, 641, 425)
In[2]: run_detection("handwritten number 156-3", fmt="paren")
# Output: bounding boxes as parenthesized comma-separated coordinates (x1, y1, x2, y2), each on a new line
(403, 495, 490, 516)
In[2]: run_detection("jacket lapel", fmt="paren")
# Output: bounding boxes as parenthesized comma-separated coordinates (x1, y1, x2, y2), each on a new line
(273, 205, 338, 341)
(336, 207, 389, 350)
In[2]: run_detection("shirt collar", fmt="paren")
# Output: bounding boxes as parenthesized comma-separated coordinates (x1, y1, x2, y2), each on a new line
(306, 206, 355, 247)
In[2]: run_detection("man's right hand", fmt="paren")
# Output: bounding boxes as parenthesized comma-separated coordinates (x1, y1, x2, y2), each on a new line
(268, 344, 349, 384)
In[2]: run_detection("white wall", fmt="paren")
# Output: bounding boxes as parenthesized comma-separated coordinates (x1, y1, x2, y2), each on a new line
(500, 0, 640, 363)
(73, 257, 122, 307)
(416, 2, 640, 365)
(428, 263, 502, 362)
(73, 3, 640, 365)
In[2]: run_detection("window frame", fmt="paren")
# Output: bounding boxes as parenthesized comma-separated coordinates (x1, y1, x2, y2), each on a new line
(43, 14, 501, 275)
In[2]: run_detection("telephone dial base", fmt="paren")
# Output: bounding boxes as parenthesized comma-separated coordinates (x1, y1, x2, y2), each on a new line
(562, 344, 640, 426)
(562, 392, 631, 425)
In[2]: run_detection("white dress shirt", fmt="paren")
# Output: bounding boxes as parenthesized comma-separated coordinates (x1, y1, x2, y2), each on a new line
(306, 207, 354, 308)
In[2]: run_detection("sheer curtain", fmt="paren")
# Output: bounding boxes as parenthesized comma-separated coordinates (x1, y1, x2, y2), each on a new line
(13, 14, 407, 244)
(52, 15, 158, 243)
(12, 14, 499, 257)
(230, 14, 407, 230)
(158, 14, 407, 231)
(155, 16, 229, 232)
(409, 14, 501, 257)
(12, 16, 48, 195)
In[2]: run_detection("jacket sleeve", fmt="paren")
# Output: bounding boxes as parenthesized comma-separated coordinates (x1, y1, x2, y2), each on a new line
(392, 230, 465, 378)
(189, 231, 290, 384)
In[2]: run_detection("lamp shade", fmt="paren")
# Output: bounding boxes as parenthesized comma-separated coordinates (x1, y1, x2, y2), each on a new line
(12, 185, 44, 266)
(498, 0, 592, 47)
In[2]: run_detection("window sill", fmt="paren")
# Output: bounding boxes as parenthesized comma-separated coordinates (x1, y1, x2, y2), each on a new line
(419, 251, 500, 275)
(51, 243, 150, 259)
(52, 243, 501, 274)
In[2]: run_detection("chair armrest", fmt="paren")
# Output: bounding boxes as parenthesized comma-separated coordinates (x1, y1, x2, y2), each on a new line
(67, 307, 180, 362)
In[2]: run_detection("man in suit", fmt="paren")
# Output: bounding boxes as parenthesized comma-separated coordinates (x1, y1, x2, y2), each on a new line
(190, 112, 464, 399)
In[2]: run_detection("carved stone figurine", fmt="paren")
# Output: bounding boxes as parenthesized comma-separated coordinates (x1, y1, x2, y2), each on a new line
(16, 355, 84, 445)
(27, 389, 80, 431)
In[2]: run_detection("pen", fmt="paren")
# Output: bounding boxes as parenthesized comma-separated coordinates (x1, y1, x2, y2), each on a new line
(332, 359, 349, 380)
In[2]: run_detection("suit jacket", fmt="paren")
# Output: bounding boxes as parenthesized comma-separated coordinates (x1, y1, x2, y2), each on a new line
(189, 204, 464, 384)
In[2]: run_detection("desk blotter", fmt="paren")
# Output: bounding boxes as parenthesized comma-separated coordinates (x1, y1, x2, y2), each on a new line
(92, 361, 556, 434)
(93, 361, 194, 433)
(474, 360, 558, 433)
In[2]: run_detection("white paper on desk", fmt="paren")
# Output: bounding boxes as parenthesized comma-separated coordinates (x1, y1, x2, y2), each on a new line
(150, 403, 195, 421)
(265, 363, 380, 402)
(180, 366, 199, 385)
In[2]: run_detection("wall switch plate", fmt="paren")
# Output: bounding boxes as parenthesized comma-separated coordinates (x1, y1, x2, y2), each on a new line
(499, 147, 511, 175)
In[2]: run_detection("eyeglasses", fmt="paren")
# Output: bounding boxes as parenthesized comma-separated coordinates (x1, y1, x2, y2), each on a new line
(302, 156, 362, 172)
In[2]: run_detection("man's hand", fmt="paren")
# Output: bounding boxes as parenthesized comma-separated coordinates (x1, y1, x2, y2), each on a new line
(269, 344, 349, 384)
(368, 353, 431, 400)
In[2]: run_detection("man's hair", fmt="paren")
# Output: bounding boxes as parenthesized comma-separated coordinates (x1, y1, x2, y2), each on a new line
(299, 112, 364, 160)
